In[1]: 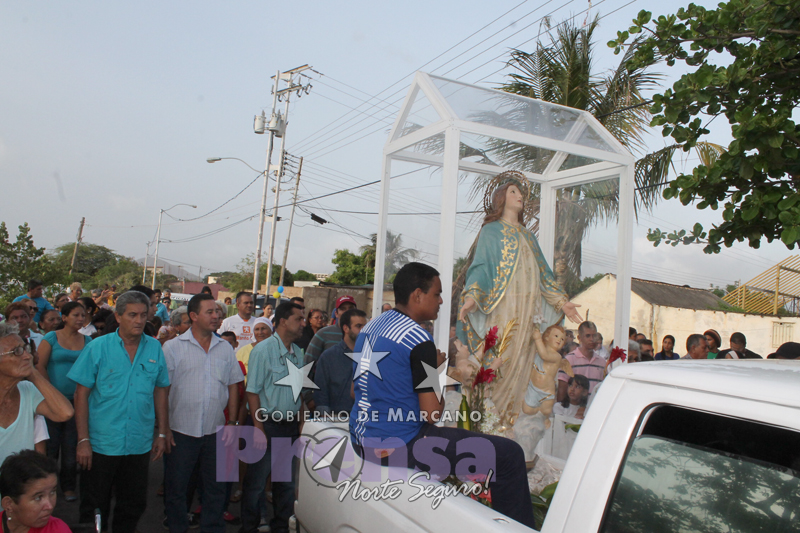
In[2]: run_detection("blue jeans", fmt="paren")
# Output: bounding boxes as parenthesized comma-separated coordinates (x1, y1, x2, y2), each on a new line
(164, 431, 227, 533)
(45, 412, 78, 492)
(239, 421, 299, 533)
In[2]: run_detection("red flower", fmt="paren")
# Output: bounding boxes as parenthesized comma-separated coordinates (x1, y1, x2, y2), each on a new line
(608, 346, 627, 364)
(484, 326, 499, 353)
(473, 367, 496, 388)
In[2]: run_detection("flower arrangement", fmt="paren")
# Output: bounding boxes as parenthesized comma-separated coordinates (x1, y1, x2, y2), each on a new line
(608, 346, 627, 364)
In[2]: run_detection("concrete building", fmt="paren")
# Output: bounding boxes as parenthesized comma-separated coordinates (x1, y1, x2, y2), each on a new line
(572, 274, 798, 357)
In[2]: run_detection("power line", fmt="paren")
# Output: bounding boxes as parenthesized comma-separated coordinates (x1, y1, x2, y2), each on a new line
(292, 0, 536, 152)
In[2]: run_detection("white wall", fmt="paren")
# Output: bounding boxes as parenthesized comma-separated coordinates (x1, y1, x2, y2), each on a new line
(572, 274, 799, 357)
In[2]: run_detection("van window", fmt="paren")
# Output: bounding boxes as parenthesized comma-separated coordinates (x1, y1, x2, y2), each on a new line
(599, 405, 800, 533)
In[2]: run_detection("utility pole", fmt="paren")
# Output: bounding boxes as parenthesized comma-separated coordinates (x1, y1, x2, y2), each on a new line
(279, 157, 303, 288)
(68, 217, 85, 276)
(253, 65, 311, 294)
(142, 242, 151, 284)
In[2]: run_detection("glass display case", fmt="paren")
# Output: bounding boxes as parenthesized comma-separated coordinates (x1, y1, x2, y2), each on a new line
(374, 72, 635, 350)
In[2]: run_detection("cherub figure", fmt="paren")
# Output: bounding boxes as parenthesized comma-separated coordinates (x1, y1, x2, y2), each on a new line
(521, 324, 573, 428)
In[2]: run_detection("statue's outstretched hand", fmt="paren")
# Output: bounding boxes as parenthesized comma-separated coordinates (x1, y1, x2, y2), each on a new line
(562, 301, 583, 324)
(458, 297, 477, 322)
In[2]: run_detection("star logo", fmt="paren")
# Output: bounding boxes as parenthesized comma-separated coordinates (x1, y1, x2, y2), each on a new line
(415, 360, 460, 402)
(311, 435, 350, 483)
(275, 358, 319, 402)
(301, 427, 364, 488)
(346, 335, 390, 380)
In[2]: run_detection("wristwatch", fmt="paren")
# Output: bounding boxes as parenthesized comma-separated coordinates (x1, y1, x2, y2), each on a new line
(226, 420, 239, 426)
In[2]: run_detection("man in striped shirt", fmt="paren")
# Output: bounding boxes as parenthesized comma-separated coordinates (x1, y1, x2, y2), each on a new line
(557, 321, 606, 402)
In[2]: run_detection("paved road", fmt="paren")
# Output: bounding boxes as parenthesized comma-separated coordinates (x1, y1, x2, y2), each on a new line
(54, 457, 248, 532)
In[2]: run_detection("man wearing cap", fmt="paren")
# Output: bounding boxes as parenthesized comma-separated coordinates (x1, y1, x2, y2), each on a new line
(768, 342, 800, 359)
(304, 295, 357, 367)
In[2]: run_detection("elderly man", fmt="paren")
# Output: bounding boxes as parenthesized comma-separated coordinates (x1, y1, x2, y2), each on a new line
(158, 306, 191, 345)
(163, 293, 243, 533)
(0, 322, 74, 465)
(218, 291, 256, 345)
(68, 290, 170, 532)
(628, 340, 641, 363)
(240, 302, 306, 533)
(682, 334, 709, 360)
(13, 279, 54, 323)
(68, 282, 83, 302)
(557, 321, 606, 402)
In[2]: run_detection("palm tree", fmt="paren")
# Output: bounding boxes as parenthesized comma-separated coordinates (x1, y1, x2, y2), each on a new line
(361, 230, 419, 281)
(459, 16, 723, 295)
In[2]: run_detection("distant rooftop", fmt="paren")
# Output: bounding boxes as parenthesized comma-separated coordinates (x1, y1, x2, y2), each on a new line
(631, 277, 728, 311)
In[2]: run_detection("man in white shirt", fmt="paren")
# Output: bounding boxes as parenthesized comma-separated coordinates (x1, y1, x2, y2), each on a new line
(217, 291, 255, 345)
(163, 293, 243, 532)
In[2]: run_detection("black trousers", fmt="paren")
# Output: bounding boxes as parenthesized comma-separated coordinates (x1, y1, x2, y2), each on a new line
(79, 451, 150, 533)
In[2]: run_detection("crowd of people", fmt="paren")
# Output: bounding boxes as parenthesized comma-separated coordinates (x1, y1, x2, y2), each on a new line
(0, 276, 370, 532)
(1, 273, 799, 532)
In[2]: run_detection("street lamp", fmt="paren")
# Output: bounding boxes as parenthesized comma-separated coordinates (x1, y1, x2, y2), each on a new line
(151, 203, 197, 289)
(207, 154, 275, 296)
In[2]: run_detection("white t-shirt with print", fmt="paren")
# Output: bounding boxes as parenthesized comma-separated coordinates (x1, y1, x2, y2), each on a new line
(218, 314, 256, 344)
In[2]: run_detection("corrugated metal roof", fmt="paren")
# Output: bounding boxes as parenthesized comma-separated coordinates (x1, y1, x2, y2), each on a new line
(631, 277, 728, 311)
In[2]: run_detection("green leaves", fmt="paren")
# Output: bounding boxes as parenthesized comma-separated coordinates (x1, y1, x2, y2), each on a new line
(0, 222, 66, 308)
(615, 0, 800, 254)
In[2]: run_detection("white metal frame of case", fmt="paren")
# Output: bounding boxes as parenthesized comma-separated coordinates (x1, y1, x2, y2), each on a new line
(374, 72, 636, 353)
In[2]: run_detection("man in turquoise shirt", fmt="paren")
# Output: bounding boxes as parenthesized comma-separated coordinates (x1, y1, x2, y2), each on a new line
(13, 279, 54, 323)
(68, 290, 170, 533)
(240, 301, 307, 533)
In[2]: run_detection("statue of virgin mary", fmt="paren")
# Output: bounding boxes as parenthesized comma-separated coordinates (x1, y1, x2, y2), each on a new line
(457, 170, 582, 433)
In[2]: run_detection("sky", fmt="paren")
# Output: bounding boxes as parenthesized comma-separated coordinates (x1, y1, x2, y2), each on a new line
(1, 0, 792, 290)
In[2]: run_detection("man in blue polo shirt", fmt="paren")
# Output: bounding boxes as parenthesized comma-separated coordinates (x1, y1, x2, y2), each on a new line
(350, 262, 535, 528)
(240, 301, 306, 533)
(13, 279, 54, 324)
(68, 290, 170, 533)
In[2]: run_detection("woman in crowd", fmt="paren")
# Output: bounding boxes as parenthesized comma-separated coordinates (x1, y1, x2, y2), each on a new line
(89, 309, 112, 339)
(52, 295, 69, 313)
(215, 301, 228, 324)
(75, 298, 97, 337)
(4, 304, 41, 348)
(553, 374, 590, 419)
(235, 317, 273, 377)
(0, 323, 73, 467)
(704, 329, 721, 359)
(655, 334, 679, 360)
(297, 309, 325, 350)
(0, 450, 71, 532)
(36, 311, 61, 336)
(34, 302, 91, 502)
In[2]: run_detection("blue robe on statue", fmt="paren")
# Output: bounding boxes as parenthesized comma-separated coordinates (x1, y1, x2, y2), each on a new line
(457, 219, 568, 428)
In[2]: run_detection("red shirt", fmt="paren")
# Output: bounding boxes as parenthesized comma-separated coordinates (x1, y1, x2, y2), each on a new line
(1, 513, 71, 532)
